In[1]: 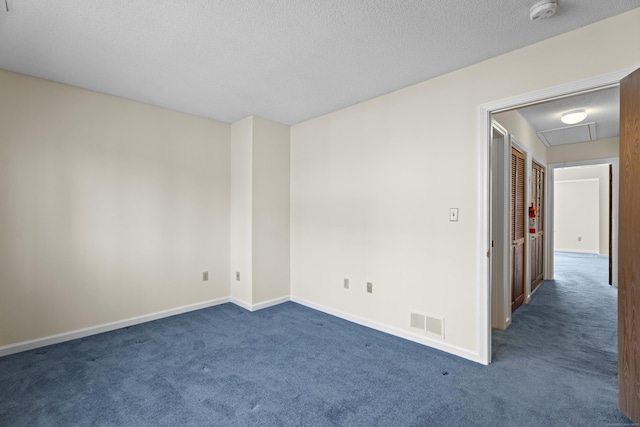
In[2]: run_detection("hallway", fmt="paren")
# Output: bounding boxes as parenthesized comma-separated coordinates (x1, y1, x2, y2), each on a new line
(492, 251, 625, 424)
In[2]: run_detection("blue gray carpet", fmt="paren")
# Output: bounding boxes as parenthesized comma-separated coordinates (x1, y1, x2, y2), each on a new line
(0, 252, 631, 426)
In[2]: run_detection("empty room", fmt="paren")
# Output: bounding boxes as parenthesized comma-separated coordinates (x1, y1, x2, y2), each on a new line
(1, 1, 640, 426)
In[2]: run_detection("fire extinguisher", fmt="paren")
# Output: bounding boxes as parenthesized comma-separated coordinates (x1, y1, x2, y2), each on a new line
(529, 202, 537, 234)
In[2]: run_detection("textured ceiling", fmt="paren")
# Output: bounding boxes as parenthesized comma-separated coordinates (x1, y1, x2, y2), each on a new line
(518, 87, 620, 145)
(1, 1, 639, 125)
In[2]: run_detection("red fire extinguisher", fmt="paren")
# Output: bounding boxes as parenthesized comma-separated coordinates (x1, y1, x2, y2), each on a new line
(529, 202, 537, 234)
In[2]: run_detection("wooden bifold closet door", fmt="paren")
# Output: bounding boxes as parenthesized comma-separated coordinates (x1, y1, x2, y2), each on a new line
(530, 162, 544, 291)
(511, 147, 525, 312)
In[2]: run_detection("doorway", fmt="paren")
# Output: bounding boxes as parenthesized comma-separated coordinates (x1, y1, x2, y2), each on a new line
(548, 160, 618, 287)
(478, 68, 632, 365)
(553, 163, 613, 286)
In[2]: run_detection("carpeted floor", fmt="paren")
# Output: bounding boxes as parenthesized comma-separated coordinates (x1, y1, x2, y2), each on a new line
(0, 252, 631, 426)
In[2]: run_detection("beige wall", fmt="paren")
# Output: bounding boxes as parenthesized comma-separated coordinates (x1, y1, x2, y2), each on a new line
(230, 116, 290, 307)
(0, 70, 231, 347)
(230, 117, 254, 304)
(554, 165, 610, 255)
(554, 180, 600, 253)
(547, 137, 619, 164)
(290, 9, 640, 359)
(493, 110, 548, 164)
(252, 117, 290, 304)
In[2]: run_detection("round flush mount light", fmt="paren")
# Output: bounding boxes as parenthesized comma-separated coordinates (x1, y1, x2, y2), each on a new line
(530, 0, 557, 21)
(561, 109, 588, 125)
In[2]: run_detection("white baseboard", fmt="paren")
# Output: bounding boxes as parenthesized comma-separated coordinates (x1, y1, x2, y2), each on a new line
(290, 296, 480, 363)
(0, 297, 231, 357)
(554, 249, 600, 255)
(230, 297, 252, 311)
(230, 295, 290, 312)
(253, 296, 290, 311)
(1, 294, 479, 364)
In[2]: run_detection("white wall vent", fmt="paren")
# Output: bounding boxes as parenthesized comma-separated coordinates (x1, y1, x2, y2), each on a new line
(410, 312, 444, 339)
(410, 313, 425, 330)
(425, 315, 444, 338)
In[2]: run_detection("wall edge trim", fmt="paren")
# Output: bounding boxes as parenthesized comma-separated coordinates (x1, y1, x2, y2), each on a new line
(554, 249, 601, 254)
(290, 295, 481, 364)
(230, 295, 290, 312)
(252, 296, 290, 311)
(0, 297, 231, 357)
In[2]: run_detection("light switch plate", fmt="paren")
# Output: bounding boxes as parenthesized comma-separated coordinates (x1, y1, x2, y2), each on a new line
(449, 208, 459, 222)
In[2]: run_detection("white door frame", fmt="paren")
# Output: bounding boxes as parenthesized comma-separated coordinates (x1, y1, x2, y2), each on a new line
(548, 158, 619, 285)
(490, 121, 510, 330)
(477, 68, 634, 365)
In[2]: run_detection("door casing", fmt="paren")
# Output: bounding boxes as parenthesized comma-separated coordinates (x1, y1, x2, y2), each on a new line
(547, 159, 619, 285)
(490, 121, 510, 329)
(477, 68, 632, 365)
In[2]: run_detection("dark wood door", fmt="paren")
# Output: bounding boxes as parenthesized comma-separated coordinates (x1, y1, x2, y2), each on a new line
(619, 67, 640, 423)
(511, 147, 525, 312)
(530, 162, 545, 291)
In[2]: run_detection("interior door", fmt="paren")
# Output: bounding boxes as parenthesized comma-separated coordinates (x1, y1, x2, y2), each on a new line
(511, 146, 525, 312)
(530, 162, 545, 291)
(619, 67, 640, 424)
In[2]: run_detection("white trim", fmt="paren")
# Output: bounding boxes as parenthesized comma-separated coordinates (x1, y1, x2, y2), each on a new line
(1, 295, 293, 357)
(510, 135, 527, 156)
(549, 157, 618, 287)
(291, 296, 480, 363)
(530, 154, 548, 302)
(230, 297, 253, 311)
(252, 296, 290, 311)
(545, 164, 553, 281)
(478, 101, 491, 365)
(531, 154, 546, 169)
(478, 69, 632, 365)
(553, 158, 619, 168)
(230, 295, 290, 312)
(555, 178, 599, 184)
(489, 121, 511, 331)
(482, 68, 635, 113)
(0, 297, 231, 357)
(554, 249, 601, 254)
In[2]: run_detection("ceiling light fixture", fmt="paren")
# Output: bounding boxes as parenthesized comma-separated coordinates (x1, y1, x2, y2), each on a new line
(561, 109, 588, 125)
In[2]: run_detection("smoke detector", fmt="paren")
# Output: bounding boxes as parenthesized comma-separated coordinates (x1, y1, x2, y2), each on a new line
(529, 0, 557, 21)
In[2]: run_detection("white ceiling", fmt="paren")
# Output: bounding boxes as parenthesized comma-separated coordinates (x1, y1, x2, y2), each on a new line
(518, 86, 620, 146)
(1, 1, 638, 125)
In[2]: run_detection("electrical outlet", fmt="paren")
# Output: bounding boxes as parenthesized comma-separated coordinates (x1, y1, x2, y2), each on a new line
(344, 278, 349, 289)
(367, 282, 373, 293)
(236, 272, 240, 281)
(203, 271, 209, 281)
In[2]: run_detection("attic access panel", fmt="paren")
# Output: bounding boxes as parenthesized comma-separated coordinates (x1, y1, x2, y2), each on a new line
(537, 122, 597, 146)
